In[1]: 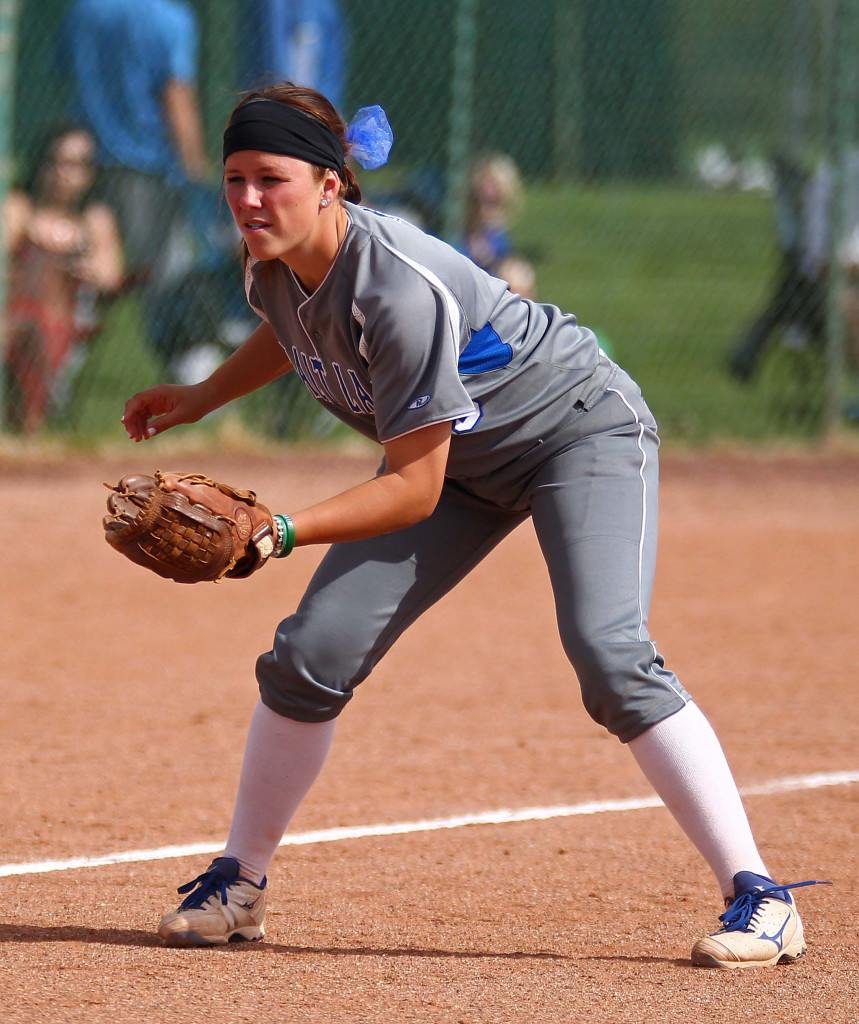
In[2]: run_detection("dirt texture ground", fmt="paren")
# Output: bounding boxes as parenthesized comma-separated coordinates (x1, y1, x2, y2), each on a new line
(1, 448, 857, 1023)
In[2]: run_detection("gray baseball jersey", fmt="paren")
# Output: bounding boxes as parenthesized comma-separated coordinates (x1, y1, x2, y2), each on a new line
(248, 202, 690, 741)
(246, 201, 616, 510)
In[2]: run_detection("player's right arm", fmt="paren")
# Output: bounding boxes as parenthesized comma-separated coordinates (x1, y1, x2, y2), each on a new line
(123, 320, 293, 441)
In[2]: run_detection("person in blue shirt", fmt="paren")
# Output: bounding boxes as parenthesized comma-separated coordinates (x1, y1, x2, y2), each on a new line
(241, 0, 348, 111)
(62, 0, 209, 297)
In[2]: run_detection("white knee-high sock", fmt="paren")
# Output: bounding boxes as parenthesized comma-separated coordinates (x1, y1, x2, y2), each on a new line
(224, 700, 336, 885)
(627, 701, 770, 898)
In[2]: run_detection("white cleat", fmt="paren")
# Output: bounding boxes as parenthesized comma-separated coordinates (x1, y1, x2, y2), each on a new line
(157, 856, 266, 948)
(691, 872, 827, 970)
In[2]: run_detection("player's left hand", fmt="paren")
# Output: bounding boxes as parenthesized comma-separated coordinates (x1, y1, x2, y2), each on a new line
(122, 383, 212, 442)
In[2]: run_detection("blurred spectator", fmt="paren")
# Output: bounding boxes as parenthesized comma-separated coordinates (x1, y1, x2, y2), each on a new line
(729, 148, 859, 409)
(463, 152, 538, 298)
(241, 0, 349, 110)
(463, 153, 522, 272)
(835, 162, 859, 416)
(728, 154, 827, 381)
(61, 0, 213, 376)
(840, 227, 859, 367)
(3, 126, 123, 431)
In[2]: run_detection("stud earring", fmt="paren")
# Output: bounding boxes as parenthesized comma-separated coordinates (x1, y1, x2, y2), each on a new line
(320, 198, 331, 207)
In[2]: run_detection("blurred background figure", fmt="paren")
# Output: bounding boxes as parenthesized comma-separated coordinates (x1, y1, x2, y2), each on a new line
(808, 149, 859, 417)
(728, 153, 828, 381)
(241, 0, 349, 109)
(840, 222, 859, 362)
(728, 146, 859, 414)
(463, 152, 522, 273)
(60, 0, 213, 378)
(3, 126, 123, 432)
(463, 152, 538, 298)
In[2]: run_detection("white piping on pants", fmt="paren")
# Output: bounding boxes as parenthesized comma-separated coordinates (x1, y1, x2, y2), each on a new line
(605, 385, 648, 644)
(605, 385, 688, 704)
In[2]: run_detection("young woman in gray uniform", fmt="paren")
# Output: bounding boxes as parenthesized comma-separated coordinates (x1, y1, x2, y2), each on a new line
(122, 83, 819, 967)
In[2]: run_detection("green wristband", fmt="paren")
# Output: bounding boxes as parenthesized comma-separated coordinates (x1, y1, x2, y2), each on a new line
(273, 514, 296, 558)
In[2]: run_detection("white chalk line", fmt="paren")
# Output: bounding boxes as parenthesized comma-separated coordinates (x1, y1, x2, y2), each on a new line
(1, 770, 856, 880)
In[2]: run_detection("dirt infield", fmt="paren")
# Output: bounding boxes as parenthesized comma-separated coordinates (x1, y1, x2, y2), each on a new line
(1, 448, 857, 1023)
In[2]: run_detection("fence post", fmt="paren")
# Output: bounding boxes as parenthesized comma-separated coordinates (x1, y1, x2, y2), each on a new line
(442, 0, 477, 246)
(0, 0, 20, 429)
(824, 0, 859, 436)
(553, 0, 582, 180)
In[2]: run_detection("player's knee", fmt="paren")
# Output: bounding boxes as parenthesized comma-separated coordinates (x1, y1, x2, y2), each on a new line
(568, 638, 688, 743)
(255, 612, 369, 722)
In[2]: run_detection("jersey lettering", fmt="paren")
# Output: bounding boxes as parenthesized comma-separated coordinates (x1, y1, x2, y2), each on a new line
(291, 347, 372, 413)
(291, 347, 325, 400)
(309, 356, 337, 401)
(349, 370, 375, 413)
(333, 362, 374, 414)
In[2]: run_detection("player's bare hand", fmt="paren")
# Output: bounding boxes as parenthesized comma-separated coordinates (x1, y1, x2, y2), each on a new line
(122, 382, 211, 442)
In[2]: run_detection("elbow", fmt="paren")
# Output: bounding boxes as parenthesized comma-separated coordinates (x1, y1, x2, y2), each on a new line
(384, 477, 442, 530)
(402, 485, 442, 527)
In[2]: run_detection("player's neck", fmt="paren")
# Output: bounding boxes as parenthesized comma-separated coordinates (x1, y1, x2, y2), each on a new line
(282, 206, 348, 293)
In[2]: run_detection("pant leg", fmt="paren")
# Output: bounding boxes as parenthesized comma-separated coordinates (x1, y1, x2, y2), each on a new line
(528, 372, 689, 742)
(257, 480, 525, 721)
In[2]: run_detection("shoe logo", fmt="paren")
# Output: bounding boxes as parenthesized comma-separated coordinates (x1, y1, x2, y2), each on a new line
(241, 896, 261, 910)
(759, 915, 790, 951)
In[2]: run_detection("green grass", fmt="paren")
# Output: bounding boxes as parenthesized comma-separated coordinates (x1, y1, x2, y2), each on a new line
(30, 181, 843, 448)
(514, 183, 829, 443)
(60, 296, 162, 444)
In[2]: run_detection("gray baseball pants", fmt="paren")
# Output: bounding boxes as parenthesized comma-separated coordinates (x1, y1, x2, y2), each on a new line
(257, 368, 690, 742)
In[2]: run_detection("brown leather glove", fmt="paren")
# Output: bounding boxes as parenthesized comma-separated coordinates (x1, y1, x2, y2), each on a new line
(103, 470, 275, 583)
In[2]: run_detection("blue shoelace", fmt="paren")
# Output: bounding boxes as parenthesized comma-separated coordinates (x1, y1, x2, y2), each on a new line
(176, 867, 233, 910)
(721, 879, 831, 932)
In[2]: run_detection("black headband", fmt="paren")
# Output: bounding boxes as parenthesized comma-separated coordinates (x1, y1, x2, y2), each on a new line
(223, 98, 345, 173)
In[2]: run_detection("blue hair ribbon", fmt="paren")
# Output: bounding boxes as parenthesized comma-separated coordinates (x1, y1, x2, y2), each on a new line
(345, 105, 394, 170)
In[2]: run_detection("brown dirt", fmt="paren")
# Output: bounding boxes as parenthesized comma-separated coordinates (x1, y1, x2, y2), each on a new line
(1, 449, 857, 1023)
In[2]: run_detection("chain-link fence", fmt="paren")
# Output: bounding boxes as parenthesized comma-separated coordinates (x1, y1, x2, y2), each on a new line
(2, 0, 859, 444)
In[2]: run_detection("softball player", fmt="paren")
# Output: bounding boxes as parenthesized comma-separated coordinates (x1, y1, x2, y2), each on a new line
(122, 83, 820, 967)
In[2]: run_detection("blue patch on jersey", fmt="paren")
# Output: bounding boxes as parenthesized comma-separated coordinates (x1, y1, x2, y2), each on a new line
(407, 394, 432, 410)
(458, 323, 513, 375)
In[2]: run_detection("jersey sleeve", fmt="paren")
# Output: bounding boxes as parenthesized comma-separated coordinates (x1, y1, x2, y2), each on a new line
(357, 248, 476, 442)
